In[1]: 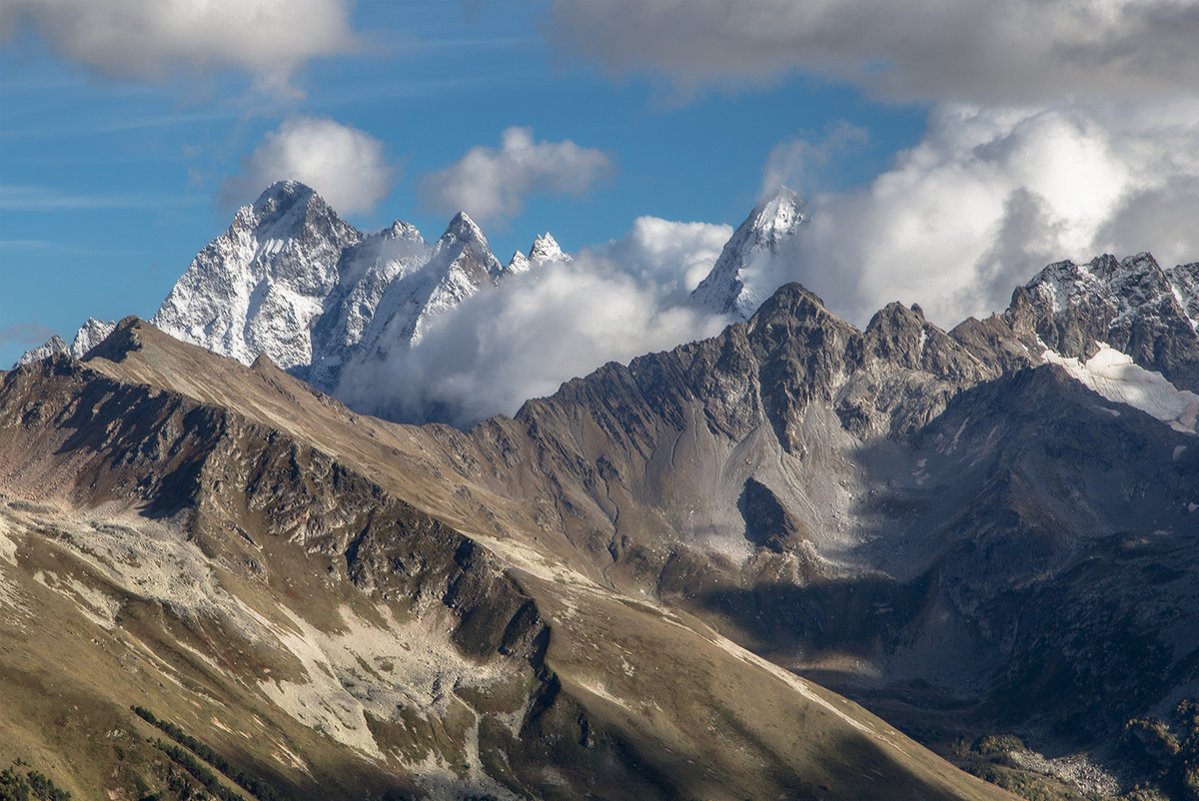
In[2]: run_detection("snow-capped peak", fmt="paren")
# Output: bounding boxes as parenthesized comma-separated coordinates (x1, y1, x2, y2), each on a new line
(530, 233, 568, 263)
(71, 318, 116, 358)
(1015, 251, 1199, 395)
(506, 249, 531, 275)
(502, 232, 571, 278)
(434, 212, 503, 280)
(151, 180, 362, 371)
(13, 317, 116, 368)
(14, 335, 69, 367)
(690, 186, 808, 319)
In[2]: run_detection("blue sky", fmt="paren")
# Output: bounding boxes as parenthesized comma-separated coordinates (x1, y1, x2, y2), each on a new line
(3, 0, 1199, 369)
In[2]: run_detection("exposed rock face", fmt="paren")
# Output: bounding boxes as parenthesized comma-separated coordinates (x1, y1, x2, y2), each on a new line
(351, 212, 502, 359)
(305, 220, 430, 391)
(459, 254, 1198, 788)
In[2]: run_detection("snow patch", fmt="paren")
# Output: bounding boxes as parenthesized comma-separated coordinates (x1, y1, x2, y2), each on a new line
(1043, 344, 1199, 434)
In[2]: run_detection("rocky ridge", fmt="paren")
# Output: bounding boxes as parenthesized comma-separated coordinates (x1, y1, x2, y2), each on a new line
(8, 177, 1199, 798)
(14, 317, 115, 366)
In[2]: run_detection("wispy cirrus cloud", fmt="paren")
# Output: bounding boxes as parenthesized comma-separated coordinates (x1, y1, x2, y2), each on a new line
(0, 321, 56, 348)
(0, 184, 172, 210)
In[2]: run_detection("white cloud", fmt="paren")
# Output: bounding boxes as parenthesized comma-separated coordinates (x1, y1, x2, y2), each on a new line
(602, 217, 733, 301)
(2, 0, 354, 90)
(338, 220, 730, 427)
(545, 0, 1199, 104)
(222, 117, 395, 215)
(421, 127, 614, 224)
(766, 100, 1199, 328)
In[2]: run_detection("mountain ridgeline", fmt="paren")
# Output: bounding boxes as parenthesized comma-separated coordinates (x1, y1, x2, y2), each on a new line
(150, 181, 572, 407)
(3, 182, 1199, 799)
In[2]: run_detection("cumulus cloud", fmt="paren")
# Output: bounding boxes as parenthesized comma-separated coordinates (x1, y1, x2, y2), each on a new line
(602, 217, 733, 301)
(221, 117, 395, 215)
(421, 127, 614, 224)
(764, 101, 1199, 328)
(338, 220, 730, 427)
(1, 0, 354, 91)
(545, 0, 1199, 104)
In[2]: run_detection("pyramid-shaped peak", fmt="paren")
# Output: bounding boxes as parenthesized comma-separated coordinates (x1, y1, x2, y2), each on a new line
(689, 186, 808, 319)
(443, 211, 488, 243)
(747, 186, 806, 238)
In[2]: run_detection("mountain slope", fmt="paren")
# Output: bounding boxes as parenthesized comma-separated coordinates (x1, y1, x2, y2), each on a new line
(0, 318, 1011, 801)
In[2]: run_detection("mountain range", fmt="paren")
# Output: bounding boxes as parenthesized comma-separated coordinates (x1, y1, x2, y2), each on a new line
(3, 183, 1199, 800)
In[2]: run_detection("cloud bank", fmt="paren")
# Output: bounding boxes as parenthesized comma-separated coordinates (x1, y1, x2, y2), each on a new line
(421, 127, 614, 224)
(338, 219, 730, 427)
(222, 117, 395, 215)
(1, 0, 355, 90)
(602, 217, 734, 302)
(768, 102, 1199, 327)
(545, 0, 1199, 103)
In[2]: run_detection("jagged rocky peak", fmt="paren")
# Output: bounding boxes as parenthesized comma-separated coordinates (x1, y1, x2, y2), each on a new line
(303, 220, 432, 392)
(503, 231, 570, 277)
(505, 249, 531, 275)
(151, 180, 362, 371)
(1009, 251, 1199, 392)
(71, 318, 116, 358)
(13, 317, 117, 368)
(530, 232, 569, 263)
(14, 334, 69, 367)
(383, 218, 421, 240)
(690, 185, 807, 319)
(341, 212, 504, 373)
